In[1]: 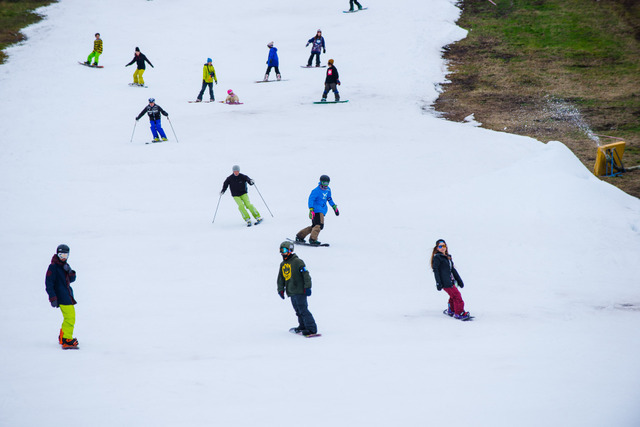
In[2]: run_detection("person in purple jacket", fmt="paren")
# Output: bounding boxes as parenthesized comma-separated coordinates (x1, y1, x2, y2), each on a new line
(306, 29, 326, 67)
(45, 244, 79, 349)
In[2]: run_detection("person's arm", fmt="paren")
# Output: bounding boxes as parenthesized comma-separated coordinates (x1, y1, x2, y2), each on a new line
(135, 106, 147, 121)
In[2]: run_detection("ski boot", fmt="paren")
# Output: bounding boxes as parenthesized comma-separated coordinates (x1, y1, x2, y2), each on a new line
(454, 311, 471, 321)
(321, 98, 327, 102)
(62, 338, 79, 349)
(195, 99, 202, 103)
(295, 236, 306, 243)
(309, 239, 321, 246)
(276, 74, 281, 81)
(255, 218, 263, 225)
(263, 74, 269, 82)
(161, 137, 168, 141)
(152, 137, 160, 142)
(246, 220, 252, 227)
(444, 304, 454, 317)
(91, 63, 98, 67)
(58, 329, 63, 345)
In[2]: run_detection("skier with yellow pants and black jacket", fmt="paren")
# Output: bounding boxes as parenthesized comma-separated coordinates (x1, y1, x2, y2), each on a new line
(277, 241, 317, 336)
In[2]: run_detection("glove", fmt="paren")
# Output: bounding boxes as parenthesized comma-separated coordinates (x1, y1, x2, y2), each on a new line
(50, 298, 58, 308)
(323, 49, 326, 54)
(333, 205, 339, 216)
(63, 263, 71, 272)
(309, 208, 315, 220)
(337, 80, 341, 86)
(436, 283, 443, 291)
(457, 282, 464, 289)
(248, 179, 254, 185)
(135, 117, 139, 121)
(306, 43, 309, 47)
(220, 190, 225, 195)
(278, 290, 285, 299)
(215, 81, 218, 85)
(305, 288, 312, 297)
(151, 65, 154, 68)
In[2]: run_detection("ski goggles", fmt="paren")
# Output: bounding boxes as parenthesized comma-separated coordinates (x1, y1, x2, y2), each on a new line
(57, 252, 69, 259)
(437, 244, 446, 249)
(280, 247, 291, 254)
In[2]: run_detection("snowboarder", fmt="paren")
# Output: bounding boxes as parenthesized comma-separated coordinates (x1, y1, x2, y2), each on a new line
(225, 89, 240, 104)
(321, 59, 340, 102)
(84, 33, 103, 67)
(348, 0, 365, 11)
(264, 41, 281, 81)
(306, 29, 326, 67)
(196, 57, 217, 102)
(136, 98, 169, 142)
(125, 47, 154, 86)
(277, 241, 317, 336)
(220, 165, 262, 226)
(295, 174, 339, 245)
(45, 244, 79, 349)
(431, 239, 471, 320)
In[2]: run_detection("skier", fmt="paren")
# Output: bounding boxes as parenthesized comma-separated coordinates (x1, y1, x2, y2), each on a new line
(45, 244, 79, 349)
(220, 165, 263, 226)
(264, 41, 281, 81)
(321, 59, 340, 102)
(125, 47, 154, 87)
(295, 174, 339, 245)
(348, 0, 365, 11)
(196, 57, 217, 102)
(277, 241, 317, 336)
(306, 29, 326, 67)
(136, 98, 169, 142)
(431, 239, 471, 320)
(84, 32, 103, 67)
(225, 89, 240, 104)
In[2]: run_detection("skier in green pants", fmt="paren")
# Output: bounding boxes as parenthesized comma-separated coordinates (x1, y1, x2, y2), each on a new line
(220, 165, 263, 226)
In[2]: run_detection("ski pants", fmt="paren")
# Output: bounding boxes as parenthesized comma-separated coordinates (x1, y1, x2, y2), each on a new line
(350, 0, 363, 10)
(133, 69, 145, 85)
(322, 83, 340, 101)
(307, 52, 321, 66)
(87, 51, 101, 65)
(297, 212, 324, 241)
(290, 294, 317, 334)
(197, 80, 214, 101)
(150, 119, 167, 139)
(443, 286, 465, 315)
(59, 304, 76, 339)
(233, 193, 260, 221)
(265, 66, 280, 77)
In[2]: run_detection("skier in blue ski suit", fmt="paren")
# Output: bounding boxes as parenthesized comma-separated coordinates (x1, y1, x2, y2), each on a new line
(264, 42, 281, 81)
(295, 175, 339, 245)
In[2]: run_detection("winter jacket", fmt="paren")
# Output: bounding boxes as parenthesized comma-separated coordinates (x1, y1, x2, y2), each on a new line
(325, 65, 339, 84)
(126, 53, 153, 70)
(308, 185, 335, 215)
(267, 47, 279, 66)
(45, 255, 77, 306)
(432, 252, 464, 290)
(221, 173, 253, 197)
(136, 104, 168, 121)
(225, 94, 240, 104)
(203, 63, 217, 83)
(93, 39, 103, 54)
(307, 36, 326, 53)
(277, 254, 312, 296)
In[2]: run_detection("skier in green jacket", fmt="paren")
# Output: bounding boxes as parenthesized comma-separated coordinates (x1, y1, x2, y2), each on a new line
(277, 241, 317, 336)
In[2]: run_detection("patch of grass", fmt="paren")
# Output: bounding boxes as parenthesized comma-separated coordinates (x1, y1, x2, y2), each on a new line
(435, 0, 640, 198)
(0, 0, 57, 65)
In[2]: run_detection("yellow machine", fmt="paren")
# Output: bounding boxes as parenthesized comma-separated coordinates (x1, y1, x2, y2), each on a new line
(594, 141, 626, 177)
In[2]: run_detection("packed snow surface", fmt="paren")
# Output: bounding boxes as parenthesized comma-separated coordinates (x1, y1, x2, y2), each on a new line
(1, 1, 639, 426)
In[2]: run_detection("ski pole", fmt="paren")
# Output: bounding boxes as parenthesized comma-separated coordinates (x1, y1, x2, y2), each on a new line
(130, 120, 138, 143)
(167, 117, 179, 143)
(253, 183, 274, 217)
(212, 192, 223, 224)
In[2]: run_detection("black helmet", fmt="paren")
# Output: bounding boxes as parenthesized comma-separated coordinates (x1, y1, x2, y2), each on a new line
(56, 244, 70, 254)
(280, 241, 294, 254)
(319, 174, 330, 183)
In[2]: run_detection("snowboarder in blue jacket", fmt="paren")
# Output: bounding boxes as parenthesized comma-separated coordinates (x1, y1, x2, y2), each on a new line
(306, 30, 326, 67)
(264, 41, 281, 81)
(295, 174, 339, 245)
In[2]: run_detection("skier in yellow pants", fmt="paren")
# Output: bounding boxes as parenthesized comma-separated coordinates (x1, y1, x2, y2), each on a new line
(45, 244, 80, 349)
(221, 165, 263, 227)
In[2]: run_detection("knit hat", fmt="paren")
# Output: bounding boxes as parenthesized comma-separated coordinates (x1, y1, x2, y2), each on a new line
(328, 59, 334, 65)
(267, 41, 274, 47)
(207, 57, 212, 63)
(227, 89, 234, 95)
(232, 165, 240, 172)
(135, 47, 140, 52)
(435, 239, 446, 246)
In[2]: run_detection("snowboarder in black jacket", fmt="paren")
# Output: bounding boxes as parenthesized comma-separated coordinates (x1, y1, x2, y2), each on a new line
(126, 47, 154, 86)
(431, 239, 471, 320)
(136, 98, 168, 142)
(321, 59, 340, 102)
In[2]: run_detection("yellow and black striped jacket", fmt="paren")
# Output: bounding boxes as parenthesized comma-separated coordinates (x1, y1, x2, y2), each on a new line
(93, 39, 103, 54)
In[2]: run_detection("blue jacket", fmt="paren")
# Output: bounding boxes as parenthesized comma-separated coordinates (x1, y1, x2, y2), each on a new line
(308, 185, 335, 214)
(45, 255, 77, 305)
(267, 47, 279, 66)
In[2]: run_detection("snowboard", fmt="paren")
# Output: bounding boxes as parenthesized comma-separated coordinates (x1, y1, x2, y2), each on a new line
(188, 100, 214, 103)
(313, 100, 349, 104)
(255, 79, 288, 83)
(286, 238, 330, 247)
(128, 83, 148, 88)
(343, 7, 368, 13)
(218, 101, 244, 105)
(78, 61, 104, 68)
(300, 65, 327, 68)
(289, 328, 322, 338)
(443, 309, 474, 321)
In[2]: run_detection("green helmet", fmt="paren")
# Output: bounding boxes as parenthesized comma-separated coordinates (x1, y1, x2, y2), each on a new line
(279, 241, 294, 254)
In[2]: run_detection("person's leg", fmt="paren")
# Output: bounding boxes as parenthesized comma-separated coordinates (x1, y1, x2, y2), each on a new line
(138, 69, 145, 85)
(87, 51, 95, 64)
(93, 52, 101, 65)
(296, 226, 313, 240)
(330, 83, 340, 101)
(133, 69, 140, 84)
(443, 286, 465, 314)
(59, 305, 76, 339)
(233, 196, 251, 221)
(314, 52, 321, 66)
(157, 121, 167, 139)
(275, 66, 281, 80)
(310, 213, 325, 241)
(150, 120, 160, 139)
(239, 193, 261, 219)
(207, 82, 215, 101)
(322, 83, 331, 100)
(307, 53, 314, 67)
(291, 295, 317, 334)
(197, 80, 207, 101)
